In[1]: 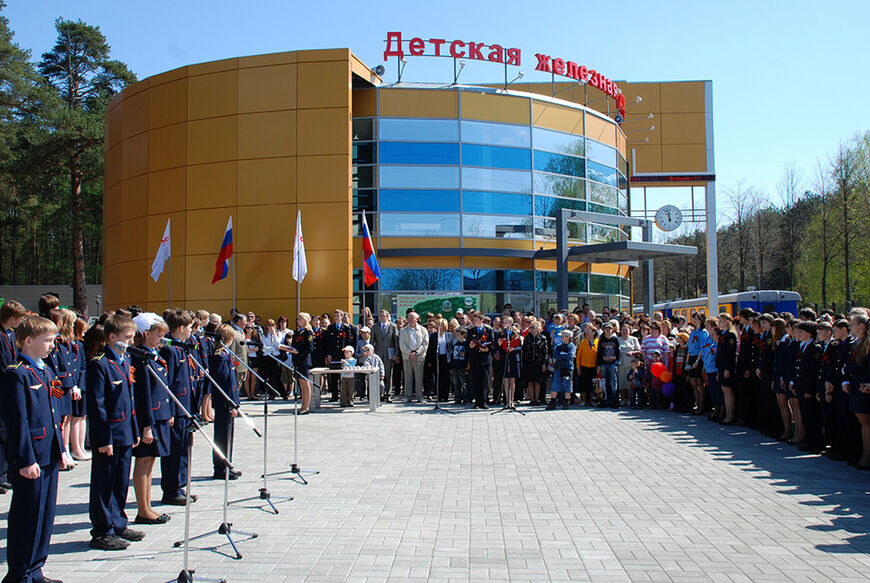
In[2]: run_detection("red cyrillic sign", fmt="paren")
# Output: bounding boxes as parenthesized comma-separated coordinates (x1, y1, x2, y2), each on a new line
(383, 32, 622, 116)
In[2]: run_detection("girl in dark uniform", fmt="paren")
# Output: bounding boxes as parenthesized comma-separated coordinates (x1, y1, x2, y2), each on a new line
(843, 312, 870, 469)
(130, 313, 172, 524)
(287, 312, 315, 414)
(498, 318, 522, 409)
(716, 313, 738, 425)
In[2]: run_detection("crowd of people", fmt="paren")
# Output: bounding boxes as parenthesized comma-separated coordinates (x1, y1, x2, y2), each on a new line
(2, 292, 870, 582)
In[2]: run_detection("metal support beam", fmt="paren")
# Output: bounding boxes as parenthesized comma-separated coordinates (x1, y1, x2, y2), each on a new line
(556, 209, 570, 311)
(642, 222, 654, 316)
(706, 181, 719, 316)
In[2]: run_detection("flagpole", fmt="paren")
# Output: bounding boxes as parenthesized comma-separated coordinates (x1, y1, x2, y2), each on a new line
(168, 257, 172, 309)
(232, 254, 237, 314)
(297, 280, 300, 317)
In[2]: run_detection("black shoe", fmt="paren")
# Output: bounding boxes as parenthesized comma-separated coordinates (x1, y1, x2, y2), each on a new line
(562, 403, 569, 409)
(479, 403, 489, 409)
(0, 480, 11, 490)
(212, 471, 239, 480)
(37, 577, 63, 583)
(90, 534, 130, 551)
(161, 495, 194, 506)
(134, 513, 171, 525)
(546, 402, 556, 410)
(117, 527, 145, 541)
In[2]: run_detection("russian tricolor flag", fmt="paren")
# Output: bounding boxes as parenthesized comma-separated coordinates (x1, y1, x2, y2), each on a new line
(211, 216, 233, 284)
(361, 211, 380, 287)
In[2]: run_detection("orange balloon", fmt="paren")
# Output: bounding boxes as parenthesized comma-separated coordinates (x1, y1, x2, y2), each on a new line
(660, 371, 673, 383)
(650, 362, 666, 378)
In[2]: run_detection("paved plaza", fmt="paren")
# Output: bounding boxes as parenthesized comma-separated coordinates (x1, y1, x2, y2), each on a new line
(2, 401, 870, 582)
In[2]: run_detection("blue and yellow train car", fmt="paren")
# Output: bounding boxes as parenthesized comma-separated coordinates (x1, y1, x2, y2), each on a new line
(635, 290, 801, 320)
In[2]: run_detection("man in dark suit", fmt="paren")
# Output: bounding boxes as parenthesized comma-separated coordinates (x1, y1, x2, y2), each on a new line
(324, 310, 354, 402)
(466, 311, 492, 409)
(372, 310, 399, 402)
(792, 321, 823, 453)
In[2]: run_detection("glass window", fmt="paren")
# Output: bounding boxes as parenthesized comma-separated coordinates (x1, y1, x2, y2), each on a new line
(353, 142, 376, 165)
(461, 120, 531, 147)
(589, 274, 621, 295)
(353, 189, 377, 213)
(587, 160, 618, 187)
(586, 138, 617, 167)
(379, 142, 459, 165)
(379, 166, 460, 189)
(621, 277, 631, 297)
(618, 189, 629, 214)
(617, 172, 628, 192)
(589, 181, 619, 207)
(462, 167, 531, 193)
(463, 269, 534, 291)
(535, 271, 586, 293)
(378, 118, 459, 142)
(462, 214, 533, 239)
(534, 150, 585, 178)
(380, 269, 461, 291)
(588, 203, 620, 216)
(462, 192, 532, 215)
(617, 151, 628, 178)
(380, 190, 460, 212)
(534, 196, 586, 218)
(532, 127, 584, 156)
(462, 144, 531, 170)
(534, 172, 586, 199)
(353, 118, 374, 141)
(379, 213, 460, 237)
(352, 212, 376, 237)
(588, 223, 623, 243)
(353, 165, 374, 189)
(534, 217, 586, 242)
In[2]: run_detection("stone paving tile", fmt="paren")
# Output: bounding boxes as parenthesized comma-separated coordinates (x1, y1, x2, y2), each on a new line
(0, 402, 869, 582)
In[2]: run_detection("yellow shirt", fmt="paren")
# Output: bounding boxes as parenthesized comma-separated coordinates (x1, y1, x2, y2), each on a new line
(576, 337, 598, 369)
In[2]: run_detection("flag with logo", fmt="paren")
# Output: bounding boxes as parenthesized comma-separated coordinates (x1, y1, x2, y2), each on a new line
(150, 218, 171, 282)
(211, 216, 233, 284)
(292, 210, 307, 283)
(361, 210, 380, 286)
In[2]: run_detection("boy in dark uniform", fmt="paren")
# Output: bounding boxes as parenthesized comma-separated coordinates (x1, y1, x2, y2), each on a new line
(87, 315, 143, 551)
(736, 308, 757, 427)
(792, 321, 823, 453)
(209, 325, 242, 479)
(159, 310, 196, 505)
(0, 315, 72, 582)
(466, 311, 492, 409)
(0, 299, 28, 495)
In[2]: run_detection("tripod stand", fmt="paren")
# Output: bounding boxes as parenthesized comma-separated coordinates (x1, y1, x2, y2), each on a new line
(420, 344, 454, 415)
(220, 344, 293, 513)
(269, 354, 320, 484)
(180, 358, 259, 559)
(491, 331, 526, 416)
(143, 363, 230, 583)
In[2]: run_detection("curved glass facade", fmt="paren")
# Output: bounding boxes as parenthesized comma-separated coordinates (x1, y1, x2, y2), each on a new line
(353, 90, 631, 314)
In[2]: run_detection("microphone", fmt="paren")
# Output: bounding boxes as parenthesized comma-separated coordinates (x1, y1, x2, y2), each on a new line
(160, 337, 196, 350)
(126, 345, 157, 361)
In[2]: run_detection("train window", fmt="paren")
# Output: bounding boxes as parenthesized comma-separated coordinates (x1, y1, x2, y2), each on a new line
(762, 304, 776, 313)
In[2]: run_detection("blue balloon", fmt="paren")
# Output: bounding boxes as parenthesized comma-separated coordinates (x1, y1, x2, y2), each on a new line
(661, 382, 676, 397)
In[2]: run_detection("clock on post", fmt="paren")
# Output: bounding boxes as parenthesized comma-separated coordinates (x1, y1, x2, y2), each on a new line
(655, 205, 683, 231)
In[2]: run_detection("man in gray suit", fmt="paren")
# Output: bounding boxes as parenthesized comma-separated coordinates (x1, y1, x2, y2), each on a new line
(399, 311, 428, 402)
(372, 309, 399, 402)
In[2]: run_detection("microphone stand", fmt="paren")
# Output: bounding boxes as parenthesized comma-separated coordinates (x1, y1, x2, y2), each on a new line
(143, 363, 230, 583)
(182, 355, 259, 559)
(492, 333, 526, 416)
(219, 342, 293, 513)
(420, 341, 454, 415)
(268, 354, 321, 484)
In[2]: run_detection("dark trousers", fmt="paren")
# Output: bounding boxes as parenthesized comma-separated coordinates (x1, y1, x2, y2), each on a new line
(0, 422, 8, 483)
(437, 355, 450, 401)
(161, 416, 190, 499)
(800, 394, 824, 448)
(738, 374, 756, 425)
(492, 356, 505, 404)
(328, 374, 339, 401)
(4, 461, 58, 583)
(470, 364, 490, 406)
(834, 389, 860, 458)
(213, 408, 235, 474)
(89, 444, 132, 538)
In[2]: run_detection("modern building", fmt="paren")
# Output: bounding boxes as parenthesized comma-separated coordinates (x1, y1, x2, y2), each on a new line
(102, 47, 713, 318)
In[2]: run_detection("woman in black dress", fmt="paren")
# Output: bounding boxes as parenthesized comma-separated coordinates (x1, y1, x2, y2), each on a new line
(716, 313, 738, 425)
(521, 321, 548, 405)
(287, 312, 315, 414)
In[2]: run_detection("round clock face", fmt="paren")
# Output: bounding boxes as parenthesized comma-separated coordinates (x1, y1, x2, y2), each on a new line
(655, 205, 683, 231)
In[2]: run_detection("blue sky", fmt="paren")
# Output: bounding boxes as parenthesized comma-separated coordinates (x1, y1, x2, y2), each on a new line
(6, 0, 869, 215)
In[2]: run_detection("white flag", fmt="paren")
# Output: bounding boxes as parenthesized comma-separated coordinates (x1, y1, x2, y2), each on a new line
(151, 218, 171, 282)
(292, 210, 307, 283)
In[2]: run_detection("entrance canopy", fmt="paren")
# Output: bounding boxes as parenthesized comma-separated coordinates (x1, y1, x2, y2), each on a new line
(534, 240, 697, 265)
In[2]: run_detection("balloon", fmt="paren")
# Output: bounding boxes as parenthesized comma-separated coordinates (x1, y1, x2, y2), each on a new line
(662, 382, 676, 397)
(650, 362, 666, 378)
(660, 371, 673, 383)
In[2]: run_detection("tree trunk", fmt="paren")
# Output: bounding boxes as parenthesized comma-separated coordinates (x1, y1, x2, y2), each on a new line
(70, 158, 88, 315)
(842, 188, 851, 305)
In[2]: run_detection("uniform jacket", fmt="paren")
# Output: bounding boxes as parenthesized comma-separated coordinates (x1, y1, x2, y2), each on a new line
(208, 347, 240, 413)
(466, 325, 492, 367)
(131, 347, 173, 427)
(0, 325, 18, 369)
(159, 344, 195, 413)
(0, 355, 64, 468)
(87, 347, 139, 447)
(792, 341, 822, 397)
